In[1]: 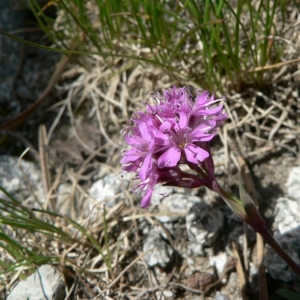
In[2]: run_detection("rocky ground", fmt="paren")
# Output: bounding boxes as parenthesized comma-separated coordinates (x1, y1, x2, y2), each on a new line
(0, 2, 300, 300)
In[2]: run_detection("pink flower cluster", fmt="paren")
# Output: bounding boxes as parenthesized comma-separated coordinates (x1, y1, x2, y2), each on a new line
(121, 86, 227, 208)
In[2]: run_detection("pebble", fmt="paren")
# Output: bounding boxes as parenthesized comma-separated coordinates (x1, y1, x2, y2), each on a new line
(186, 202, 224, 256)
(143, 231, 174, 268)
(0, 155, 44, 206)
(157, 194, 201, 223)
(209, 253, 228, 277)
(265, 230, 300, 281)
(273, 197, 300, 235)
(7, 265, 65, 300)
(214, 291, 230, 300)
(265, 167, 300, 281)
(286, 167, 300, 201)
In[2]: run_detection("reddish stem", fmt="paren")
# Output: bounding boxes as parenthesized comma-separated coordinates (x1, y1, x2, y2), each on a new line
(212, 180, 300, 278)
(257, 226, 300, 277)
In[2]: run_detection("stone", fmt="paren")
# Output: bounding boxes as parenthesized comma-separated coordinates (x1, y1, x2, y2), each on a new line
(155, 290, 174, 299)
(184, 271, 214, 290)
(0, 1, 28, 107)
(150, 185, 174, 206)
(265, 229, 300, 281)
(88, 173, 124, 208)
(143, 231, 174, 269)
(265, 190, 300, 281)
(186, 202, 224, 256)
(273, 197, 300, 235)
(286, 167, 300, 201)
(264, 171, 300, 281)
(56, 183, 73, 217)
(157, 193, 201, 223)
(209, 253, 228, 277)
(7, 264, 65, 300)
(220, 205, 256, 247)
(87, 173, 126, 221)
(0, 155, 44, 206)
(0, 0, 60, 156)
(88, 173, 126, 206)
(214, 291, 230, 300)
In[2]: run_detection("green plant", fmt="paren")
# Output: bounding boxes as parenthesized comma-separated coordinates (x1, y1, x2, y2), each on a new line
(0, 185, 112, 280)
(23, 0, 299, 92)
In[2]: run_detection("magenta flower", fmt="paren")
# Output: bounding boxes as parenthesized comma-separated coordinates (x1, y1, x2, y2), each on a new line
(121, 88, 300, 280)
(121, 86, 227, 207)
(157, 112, 216, 168)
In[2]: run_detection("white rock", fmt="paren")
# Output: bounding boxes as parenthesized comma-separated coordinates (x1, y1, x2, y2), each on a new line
(248, 262, 259, 281)
(87, 174, 125, 221)
(287, 167, 300, 201)
(151, 186, 174, 206)
(155, 290, 173, 299)
(273, 197, 300, 234)
(0, 155, 44, 206)
(89, 173, 123, 205)
(265, 231, 300, 281)
(214, 291, 230, 300)
(157, 194, 201, 222)
(186, 202, 224, 255)
(56, 183, 73, 216)
(7, 265, 65, 300)
(209, 253, 228, 277)
(143, 231, 174, 268)
(187, 243, 206, 256)
(263, 168, 300, 282)
(89, 179, 116, 207)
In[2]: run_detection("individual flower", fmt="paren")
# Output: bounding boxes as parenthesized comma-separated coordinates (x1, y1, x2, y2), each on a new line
(121, 86, 227, 207)
(156, 111, 217, 168)
(121, 115, 168, 180)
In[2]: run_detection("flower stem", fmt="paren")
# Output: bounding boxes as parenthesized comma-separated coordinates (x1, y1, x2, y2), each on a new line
(257, 226, 300, 277)
(212, 180, 300, 278)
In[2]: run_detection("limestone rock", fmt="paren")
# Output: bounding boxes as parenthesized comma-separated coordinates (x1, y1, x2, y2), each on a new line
(7, 265, 65, 300)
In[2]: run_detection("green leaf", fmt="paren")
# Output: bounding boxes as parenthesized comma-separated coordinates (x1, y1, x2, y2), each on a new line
(212, 182, 247, 220)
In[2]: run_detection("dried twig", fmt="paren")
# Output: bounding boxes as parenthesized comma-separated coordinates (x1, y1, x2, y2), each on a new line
(39, 124, 53, 209)
(231, 242, 248, 300)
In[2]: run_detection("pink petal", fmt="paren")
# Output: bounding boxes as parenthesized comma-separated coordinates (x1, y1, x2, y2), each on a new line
(159, 121, 171, 133)
(158, 147, 181, 168)
(190, 120, 216, 136)
(194, 133, 216, 142)
(193, 105, 223, 116)
(154, 128, 169, 145)
(124, 135, 141, 146)
(201, 105, 223, 115)
(120, 149, 140, 164)
(190, 121, 216, 142)
(140, 189, 153, 208)
(139, 154, 152, 180)
(122, 163, 139, 172)
(195, 91, 209, 106)
(184, 144, 209, 163)
(176, 112, 188, 130)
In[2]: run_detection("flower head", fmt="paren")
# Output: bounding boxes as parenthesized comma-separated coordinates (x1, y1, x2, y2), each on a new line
(121, 86, 227, 207)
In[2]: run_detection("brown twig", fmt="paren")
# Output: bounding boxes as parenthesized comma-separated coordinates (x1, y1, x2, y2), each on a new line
(231, 242, 248, 300)
(38, 124, 53, 210)
(247, 57, 300, 73)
